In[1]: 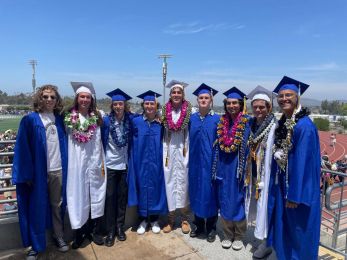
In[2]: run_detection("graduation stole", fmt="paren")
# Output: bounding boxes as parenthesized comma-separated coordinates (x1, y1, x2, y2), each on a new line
(248, 113, 275, 161)
(164, 128, 188, 167)
(245, 114, 275, 200)
(64, 109, 98, 143)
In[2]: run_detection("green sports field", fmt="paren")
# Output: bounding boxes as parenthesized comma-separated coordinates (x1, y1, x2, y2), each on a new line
(0, 117, 21, 132)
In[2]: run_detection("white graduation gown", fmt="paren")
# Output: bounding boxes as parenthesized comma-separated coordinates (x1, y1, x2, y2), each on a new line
(67, 120, 107, 229)
(163, 109, 189, 211)
(245, 122, 276, 240)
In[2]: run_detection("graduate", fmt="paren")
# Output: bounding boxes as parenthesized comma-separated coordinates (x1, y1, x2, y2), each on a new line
(244, 86, 276, 258)
(267, 76, 321, 259)
(213, 87, 251, 250)
(127, 90, 168, 235)
(65, 82, 106, 249)
(162, 80, 192, 234)
(188, 83, 220, 243)
(12, 85, 68, 260)
(94, 88, 133, 246)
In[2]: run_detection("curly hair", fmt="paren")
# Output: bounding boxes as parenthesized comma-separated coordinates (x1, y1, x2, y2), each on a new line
(33, 84, 64, 114)
(69, 94, 103, 126)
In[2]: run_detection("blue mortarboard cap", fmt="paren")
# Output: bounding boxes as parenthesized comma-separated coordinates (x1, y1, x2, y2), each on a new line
(137, 90, 162, 101)
(273, 76, 309, 95)
(106, 88, 132, 101)
(223, 87, 247, 100)
(193, 83, 218, 97)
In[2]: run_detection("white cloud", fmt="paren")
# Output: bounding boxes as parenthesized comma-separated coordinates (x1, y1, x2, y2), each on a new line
(297, 62, 339, 71)
(163, 22, 245, 35)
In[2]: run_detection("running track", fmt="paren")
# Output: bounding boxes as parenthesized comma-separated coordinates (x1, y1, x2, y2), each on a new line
(319, 131, 347, 162)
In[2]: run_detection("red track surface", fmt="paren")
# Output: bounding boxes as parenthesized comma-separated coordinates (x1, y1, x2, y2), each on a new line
(319, 131, 347, 162)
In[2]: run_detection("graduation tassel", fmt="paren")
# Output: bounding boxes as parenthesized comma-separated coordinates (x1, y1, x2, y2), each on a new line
(101, 161, 105, 176)
(255, 184, 259, 200)
(165, 131, 171, 167)
(243, 96, 247, 114)
(297, 83, 301, 109)
(183, 127, 186, 156)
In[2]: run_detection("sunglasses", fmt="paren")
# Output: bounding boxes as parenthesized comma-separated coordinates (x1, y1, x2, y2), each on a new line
(42, 95, 56, 100)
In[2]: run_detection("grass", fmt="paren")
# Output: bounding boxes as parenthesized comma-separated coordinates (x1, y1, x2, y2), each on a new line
(0, 117, 21, 132)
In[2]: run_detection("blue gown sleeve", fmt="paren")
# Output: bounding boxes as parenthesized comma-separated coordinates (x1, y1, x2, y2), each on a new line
(12, 116, 34, 184)
(287, 121, 320, 206)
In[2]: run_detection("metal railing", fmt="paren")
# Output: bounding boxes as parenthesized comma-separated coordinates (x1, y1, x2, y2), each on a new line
(320, 168, 347, 258)
(1, 138, 347, 257)
(0, 140, 17, 224)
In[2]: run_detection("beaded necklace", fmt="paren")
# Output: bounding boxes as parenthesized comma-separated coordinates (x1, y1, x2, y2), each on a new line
(248, 113, 275, 160)
(273, 106, 310, 197)
(108, 111, 130, 148)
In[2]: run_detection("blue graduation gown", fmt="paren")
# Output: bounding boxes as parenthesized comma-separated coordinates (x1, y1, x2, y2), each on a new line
(188, 112, 220, 218)
(216, 115, 251, 221)
(12, 112, 67, 252)
(267, 116, 321, 260)
(127, 116, 168, 217)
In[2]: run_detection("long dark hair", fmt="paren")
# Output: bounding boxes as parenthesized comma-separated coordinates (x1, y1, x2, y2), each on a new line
(69, 94, 103, 126)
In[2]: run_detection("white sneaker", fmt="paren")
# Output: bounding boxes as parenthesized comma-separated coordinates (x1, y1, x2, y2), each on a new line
(221, 239, 232, 249)
(151, 221, 161, 234)
(137, 220, 147, 235)
(232, 240, 243, 250)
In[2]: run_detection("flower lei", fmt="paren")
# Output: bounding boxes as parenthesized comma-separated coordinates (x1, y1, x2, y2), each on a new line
(216, 112, 249, 153)
(64, 109, 98, 143)
(162, 100, 192, 131)
(109, 111, 130, 148)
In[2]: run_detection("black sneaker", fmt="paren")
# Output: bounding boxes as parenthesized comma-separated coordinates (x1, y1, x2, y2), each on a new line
(55, 237, 69, 252)
(26, 249, 38, 260)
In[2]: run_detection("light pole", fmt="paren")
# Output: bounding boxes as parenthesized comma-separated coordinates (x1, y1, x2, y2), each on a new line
(158, 54, 172, 104)
(29, 60, 37, 94)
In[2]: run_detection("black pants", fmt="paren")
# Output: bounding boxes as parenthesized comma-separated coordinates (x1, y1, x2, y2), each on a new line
(194, 214, 218, 232)
(139, 215, 159, 223)
(95, 168, 128, 235)
(75, 216, 96, 239)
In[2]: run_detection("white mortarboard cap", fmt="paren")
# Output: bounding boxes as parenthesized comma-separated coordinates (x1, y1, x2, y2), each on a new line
(71, 82, 96, 96)
(165, 80, 189, 90)
(247, 85, 276, 103)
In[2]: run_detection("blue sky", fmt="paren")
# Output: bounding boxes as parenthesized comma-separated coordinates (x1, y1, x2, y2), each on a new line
(0, 0, 346, 104)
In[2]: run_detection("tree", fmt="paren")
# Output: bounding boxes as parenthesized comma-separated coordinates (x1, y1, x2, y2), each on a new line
(314, 118, 330, 131)
(321, 99, 329, 114)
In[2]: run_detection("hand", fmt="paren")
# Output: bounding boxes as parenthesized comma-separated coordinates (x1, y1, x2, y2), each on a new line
(286, 201, 298, 208)
(274, 150, 284, 161)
